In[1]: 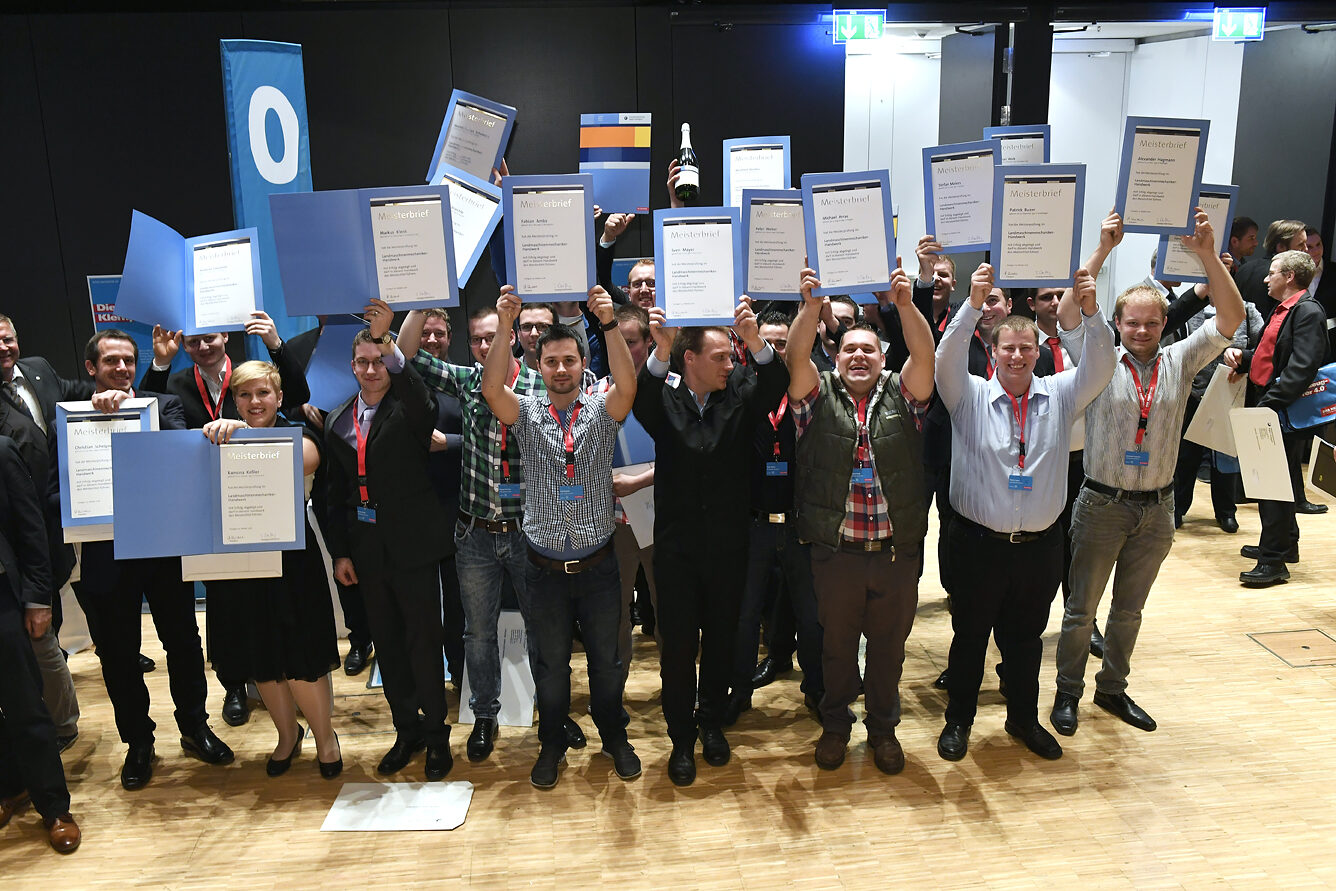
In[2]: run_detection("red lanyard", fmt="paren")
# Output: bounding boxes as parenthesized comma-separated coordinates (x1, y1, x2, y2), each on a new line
(352, 401, 372, 504)
(1121, 355, 1161, 448)
(498, 361, 522, 482)
(194, 357, 232, 421)
(547, 402, 584, 481)
(974, 330, 994, 378)
(1006, 390, 1030, 470)
(855, 396, 870, 464)
(768, 394, 789, 457)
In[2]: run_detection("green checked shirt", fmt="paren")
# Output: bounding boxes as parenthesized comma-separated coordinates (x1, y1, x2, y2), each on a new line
(410, 349, 545, 521)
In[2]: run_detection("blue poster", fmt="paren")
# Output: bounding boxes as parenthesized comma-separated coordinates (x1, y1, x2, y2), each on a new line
(87, 275, 191, 387)
(220, 39, 316, 355)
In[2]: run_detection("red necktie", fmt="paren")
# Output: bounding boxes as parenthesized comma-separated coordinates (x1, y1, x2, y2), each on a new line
(1047, 336, 1064, 372)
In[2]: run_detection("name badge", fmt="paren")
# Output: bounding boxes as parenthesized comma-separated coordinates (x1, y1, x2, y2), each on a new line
(356, 505, 377, 524)
(1008, 474, 1034, 491)
(558, 485, 585, 501)
(665, 371, 682, 389)
(766, 461, 789, 477)
(498, 483, 522, 499)
(851, 468, 874, 485)
(1124, 450, 1150, 466)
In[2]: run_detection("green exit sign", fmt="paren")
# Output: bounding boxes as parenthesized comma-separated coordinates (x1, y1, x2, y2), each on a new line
(833, 9, 886, 43)
(1213, 7, 1266, 41)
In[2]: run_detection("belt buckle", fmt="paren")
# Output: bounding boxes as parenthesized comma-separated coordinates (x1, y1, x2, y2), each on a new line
(863, 540, 882, 552)
(562, 559, 580, 574)
(768, 512, 786, 524)
(1008, 531, 1025, 544)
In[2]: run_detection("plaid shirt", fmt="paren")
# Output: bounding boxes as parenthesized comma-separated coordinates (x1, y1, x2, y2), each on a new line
(792, 371, 928, 541)
(410, 349, 544, 521)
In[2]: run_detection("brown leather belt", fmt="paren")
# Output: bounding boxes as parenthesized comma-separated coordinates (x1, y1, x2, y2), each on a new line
(460, 511, 521, 534)
(526, 539, 615, 575)
(838, 537, 894, 558)
(953, 513, 1054, 544)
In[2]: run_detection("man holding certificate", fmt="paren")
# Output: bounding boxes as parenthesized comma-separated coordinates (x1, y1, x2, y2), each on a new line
(934, 265, 1114, 763)
(1052, 213, 1243, 737)
(73, 330, 230, 789)
(480, 284, 640, 788)
(633, 298, 788, 786)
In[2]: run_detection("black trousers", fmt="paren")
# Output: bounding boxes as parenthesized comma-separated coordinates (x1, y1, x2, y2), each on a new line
(0, 582, 70, 820)
(945, 519, 1062, 726)
(731, 520, 822, 698)
(440, 554, 464, 685)
(354, 536, 449, 746)
(1173, 395, 1238, 521)
(654, 543, 747, 747)
(73, 543, 207, 745)
(1058, 451, 1085, 605)
(204, 581, 245, 692)
(1258, 430, 1305, 562)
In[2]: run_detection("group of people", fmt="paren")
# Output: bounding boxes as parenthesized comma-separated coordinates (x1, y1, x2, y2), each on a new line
(1, 157, 1331, 855)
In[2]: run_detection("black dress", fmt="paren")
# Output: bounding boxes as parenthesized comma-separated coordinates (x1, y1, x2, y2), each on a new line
(207, 421, 340, 684)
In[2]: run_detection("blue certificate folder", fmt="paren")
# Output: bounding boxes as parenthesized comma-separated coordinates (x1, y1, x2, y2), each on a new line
(116, 211, 263, 335)
(502, 174, 597, 301)
(271, 185, 460, 315)
(426, 89, 517, 184)
(304, 322, 364, 412)
(1114, 116, 1210, 235)
(429, 166, 504, 286)
(800, 170, 896, 297)
(579, 112, 652, 214)
(654, 206, 744, 326)
(722, 136, 792, 208)
(1155, 184, 1239, 285)
(990, 163, 1087, 288)
(741, 189, 805, 301)
(921, 139, 1000, 254)
(56, 399, 160, 535)
(111, 428, 306, 560)
(982, 125, 1051, 164)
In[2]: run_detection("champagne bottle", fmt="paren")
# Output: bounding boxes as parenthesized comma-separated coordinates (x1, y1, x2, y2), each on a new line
(675, 122, 699, 202)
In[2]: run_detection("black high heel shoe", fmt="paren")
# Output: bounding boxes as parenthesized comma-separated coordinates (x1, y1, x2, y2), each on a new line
(266, 724, 305, 777)
(319, 731, 343, 780)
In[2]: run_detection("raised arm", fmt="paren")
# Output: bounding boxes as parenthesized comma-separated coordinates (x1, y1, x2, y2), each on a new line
(398, 309, 426, 357)
(1183, 211, 1245, 339)
(1069, 270, 1118, 411)
(480, 287, 522, 426)
(935, 263, 992, 412)
(884, 260, 935, 403)
(786, 268, 824, 400)
(592, 286, 636, 421)
(1058, 209, 1123, 332)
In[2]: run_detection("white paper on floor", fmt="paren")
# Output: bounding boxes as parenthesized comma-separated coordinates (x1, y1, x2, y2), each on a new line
(320, 781, 474, 832)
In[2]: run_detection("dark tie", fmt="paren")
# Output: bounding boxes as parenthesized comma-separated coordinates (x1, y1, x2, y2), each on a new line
(1, 380, 34, 421)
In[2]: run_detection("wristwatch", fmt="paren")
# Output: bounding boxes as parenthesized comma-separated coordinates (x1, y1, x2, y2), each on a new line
(600, 319, 619, 332)
(375, 333, 393, 345)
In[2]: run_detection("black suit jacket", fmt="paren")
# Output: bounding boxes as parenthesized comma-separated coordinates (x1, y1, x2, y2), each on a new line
(1239, 292, 1329, 411)
(0, 435, 53, 608)
(15, 357, 93, 430)
(1235, 255, 1276, 319)
(140, 341, 310, 429)
(324, 362, 449, 571)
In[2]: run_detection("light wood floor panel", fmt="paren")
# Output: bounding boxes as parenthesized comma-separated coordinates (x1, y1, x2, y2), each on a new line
(3, 480, 1334, 888)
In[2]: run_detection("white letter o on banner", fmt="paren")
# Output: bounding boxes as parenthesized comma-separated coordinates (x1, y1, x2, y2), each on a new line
(248, 85, 299, 185)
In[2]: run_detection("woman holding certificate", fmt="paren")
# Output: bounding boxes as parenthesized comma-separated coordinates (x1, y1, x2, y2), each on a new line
(200, 361, 342, 778)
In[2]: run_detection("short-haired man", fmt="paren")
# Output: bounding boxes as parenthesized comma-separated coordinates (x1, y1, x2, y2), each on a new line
(1236, 219, 1308, 317)
(326, 303, 453, 779)
(1052, 214, 1244, 736)
(935, 265, 1115, 763)
(74, 330, 230, 789)
(516, 303, 557, 372)
(815, 296, 860, 372)
(786, 264, 935, 774)
(1229, 216, 1259, 265)
(482, 286, 640, 788)
(1225, 250, 1329, 585)
(634, 299, 788, 785)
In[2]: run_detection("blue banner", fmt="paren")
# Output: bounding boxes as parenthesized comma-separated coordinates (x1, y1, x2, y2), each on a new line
(220, 39, 315, 357)
(87, 275, 192, 387)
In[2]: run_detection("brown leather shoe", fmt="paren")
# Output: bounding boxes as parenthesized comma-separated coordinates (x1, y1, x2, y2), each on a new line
(814, 731, 848, 770)
(869, 734, 905, 775)
(45, 813, 81, 853)
(1, 790, 31, 828)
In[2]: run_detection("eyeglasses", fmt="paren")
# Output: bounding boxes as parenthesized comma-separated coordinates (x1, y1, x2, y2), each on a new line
(468, 334, 497, 347)
(353, 357, 385, 371)
(519, 322, 550, 334)
(629, 279, 655, 290)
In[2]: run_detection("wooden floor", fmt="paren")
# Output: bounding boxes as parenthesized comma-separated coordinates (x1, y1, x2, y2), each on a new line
(6, 479, 1336, 888)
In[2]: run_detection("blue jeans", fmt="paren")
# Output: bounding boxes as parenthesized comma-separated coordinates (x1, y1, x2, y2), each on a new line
(524, 550, 627, 751)
(1056, 487, 1175, 698)
(454, 519, 532, 720)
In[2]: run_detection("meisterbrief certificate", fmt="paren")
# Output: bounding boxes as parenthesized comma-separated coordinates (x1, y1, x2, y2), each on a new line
(218, 440, 296, 546)
(1160, 188, 1231, 280)
(809, 181, 891, 289)
(728, 144, 786, 208)
(996, 133, 1046, 165)
(996, 174, 1078, 282)
(440, 100, 508, 181)
(662, 217, 736, 321)
(929, 148, 995, 248)
(1122, 125, 1202, 229)
(192, 237, 256, 330)
(746, 197, 805, 296)
(66, 415, 143, 519)
(439, 173, 500, 276)
(510, 186, 589, 296)
(369, 197, 452, 306)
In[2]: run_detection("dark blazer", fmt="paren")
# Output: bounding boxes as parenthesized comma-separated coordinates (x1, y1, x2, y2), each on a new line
(1239, 292, 1329, 411)
(0, 435, 53, 608)
(876, 279, 941, 371)
(140, 341, 310, 429)
(15, 357, 93, 430)
(596, 240, 633, 307)
(1235, 255, 1276, 319)
(324, 362, 449, 571)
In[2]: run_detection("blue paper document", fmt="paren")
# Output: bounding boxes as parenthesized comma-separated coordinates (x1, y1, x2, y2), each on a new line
(430, 166, 504, 286)
(305, 322, 365, 412)
(922, 140, 999, 253)
(426, 90, 516, 184)
(742, 189, 805, 300)
(580, 113, 652, 214)
(56, 398, 161, 542)
(1114, 116, 1210, 235)
(800, 171, 896, 297)
(723, 137, 791, 208)
(983, 125, 1051, 165)
(990, 164, 1086, 288)
(88, 275, 192, 386)
(502, 174, 596, 301)
(654, 207, 743, 326)
(1155, 184, 1238, 285)
(117, 211, 263, 334)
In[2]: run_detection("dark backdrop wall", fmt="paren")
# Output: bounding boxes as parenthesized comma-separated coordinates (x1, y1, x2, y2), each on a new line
(2, 3, 844, 374)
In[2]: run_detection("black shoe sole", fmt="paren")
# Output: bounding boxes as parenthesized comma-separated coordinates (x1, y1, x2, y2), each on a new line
(1240, 573, 1290, 587)
(530, 755, 566, 789)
